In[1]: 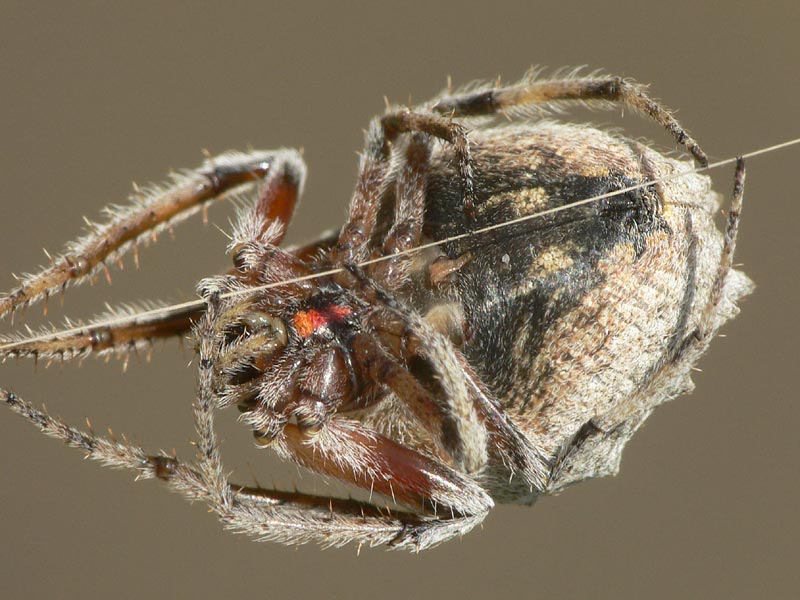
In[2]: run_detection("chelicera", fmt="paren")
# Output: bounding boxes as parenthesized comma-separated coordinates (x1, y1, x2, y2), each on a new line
(0, 71, 751, 550)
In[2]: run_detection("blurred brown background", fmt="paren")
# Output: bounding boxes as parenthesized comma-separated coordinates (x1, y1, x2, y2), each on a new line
(0, 2, 797, 598)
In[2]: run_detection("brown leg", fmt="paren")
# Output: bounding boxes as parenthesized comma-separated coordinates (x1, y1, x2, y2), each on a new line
(0, 149, 305, 319)
(333, 107, 478, 281)
(370, 133, 430, 290)
(364, 297, 551, 491)
(381, 110, 477, 219)
(0, 301, 202, 363)
(433, 74, 708, 166)
(332, 118, 394, 268)
(697, 157, 745, 337)
(350, 330, 480, 469)
(269, 420, 492, 517)
(0, 387, 477, 550)
(198, 306, 492, 549)
(670, 157, 746, 361)
(0, 150, 307, 364)
(227, 150, 306, 250)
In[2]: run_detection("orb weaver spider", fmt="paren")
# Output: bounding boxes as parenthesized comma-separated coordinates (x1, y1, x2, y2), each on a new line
(0, 70, 751, 550)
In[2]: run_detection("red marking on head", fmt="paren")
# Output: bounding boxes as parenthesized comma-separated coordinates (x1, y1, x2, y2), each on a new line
(293, 305, 353, 338)
(294, 310, 324, 338)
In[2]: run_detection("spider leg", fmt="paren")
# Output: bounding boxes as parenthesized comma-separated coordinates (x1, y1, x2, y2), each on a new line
(199, 306, 492, 550)
(265, 420, 493, 519)
(0, 386, 472, 550)
(347, 264, 551, 490)
(0, 246, 304, 365)
(333, 108, 477, 276)
(371, 304, 551, 491)
(0, 149, 305, 319)
(432, 74, 708, 166)
(620, 155, 747, 377)
(695, 157, 745, 340)
(349, 330, 486, 472)
(369, 133, 430, 290)
(0, 150, 307, 363)
(332, 119, 394, 267)
(0, 301, 202, 363)
(380, 110, 477, 220)
(450, 347, 551, 491)
(664, 157, 746, 364)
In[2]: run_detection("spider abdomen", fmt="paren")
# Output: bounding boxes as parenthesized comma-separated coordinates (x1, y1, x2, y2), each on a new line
(415, 123, 752, 493)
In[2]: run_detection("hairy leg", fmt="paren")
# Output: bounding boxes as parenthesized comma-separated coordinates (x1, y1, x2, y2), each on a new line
(370, 133, 430, 290)
(696, 157, 745, 338)
(433, 73, 707, 166)
(333, 107, 479, 282)
(332, 119, 394, 268)
(0, 295, 491, 551)
(0, 150, 306, 363)
(0, 386, 475, 550)
(346, 262, 550, 489)
(380, 110, 476, 219)
(0, 301, 201, 363)
(195, 300, 492, 550)
(0, 149, 305, 319)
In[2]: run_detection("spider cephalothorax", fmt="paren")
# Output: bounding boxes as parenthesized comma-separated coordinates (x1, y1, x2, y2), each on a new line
(0, 71, 751, 550)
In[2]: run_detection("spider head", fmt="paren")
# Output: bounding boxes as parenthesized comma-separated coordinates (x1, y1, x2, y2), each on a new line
(198, 274, 364, 442)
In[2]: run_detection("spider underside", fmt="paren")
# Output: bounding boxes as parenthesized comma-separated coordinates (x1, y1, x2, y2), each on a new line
(0, 72, 752, 550)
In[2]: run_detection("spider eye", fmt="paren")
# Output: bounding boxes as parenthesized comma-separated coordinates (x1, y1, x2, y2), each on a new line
(230, 241, 265, 274)
(231, 245, 248, 272)
(221, 311, 288, 350)
(219, 312, 289, 393)
(242, 313, 288, 346)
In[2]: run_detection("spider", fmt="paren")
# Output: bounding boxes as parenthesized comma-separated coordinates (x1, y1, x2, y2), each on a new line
(0, 71, 752, 551)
